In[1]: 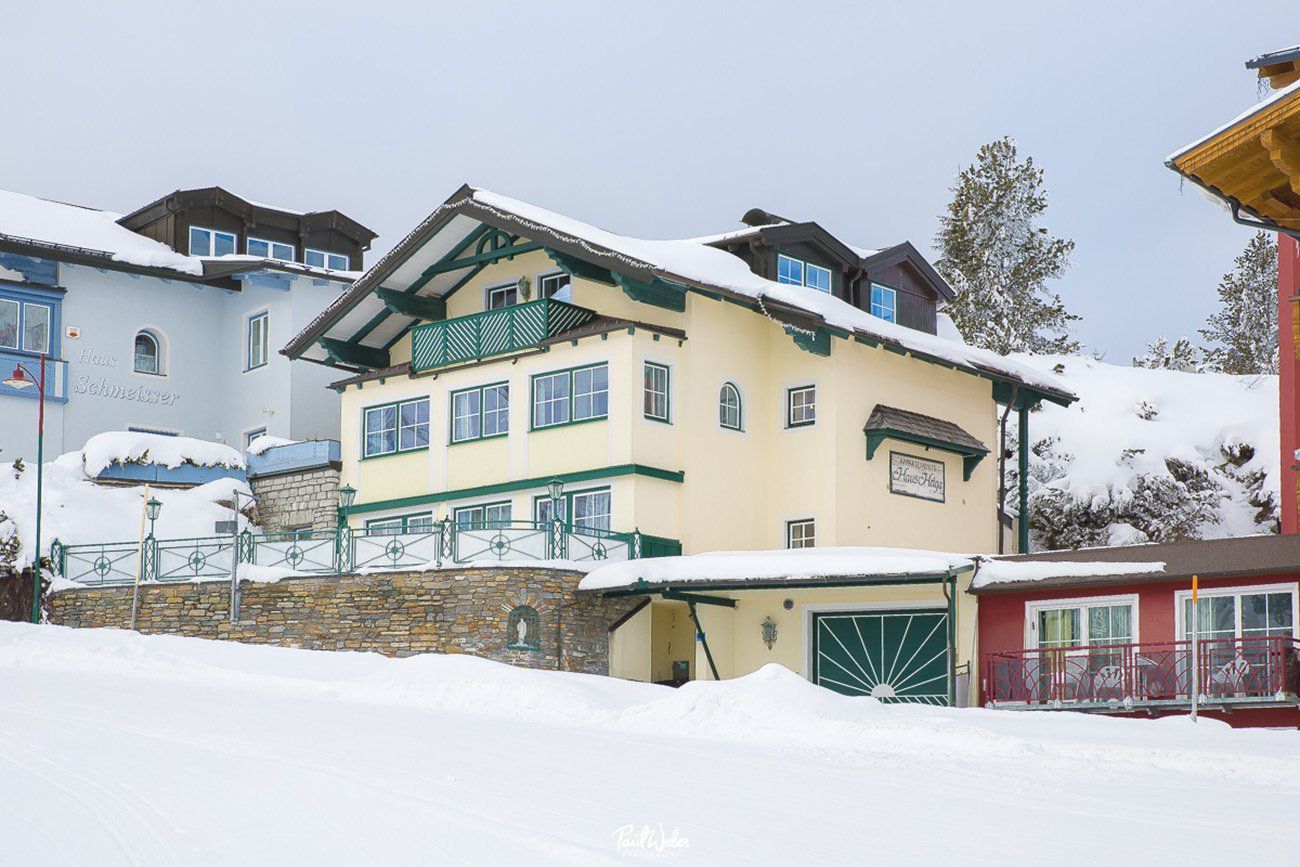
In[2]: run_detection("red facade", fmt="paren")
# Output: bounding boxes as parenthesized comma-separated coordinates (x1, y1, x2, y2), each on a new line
(1281, 234, 1299, 535)
(977, 572, 1300, 728)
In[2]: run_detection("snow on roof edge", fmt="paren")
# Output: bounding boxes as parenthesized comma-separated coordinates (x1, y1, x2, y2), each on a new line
(1166, 77, 1300, 164)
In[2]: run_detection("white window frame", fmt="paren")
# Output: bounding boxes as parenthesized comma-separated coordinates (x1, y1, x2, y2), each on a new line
(305, 248, 350, 271)
(533, 485, 612, 532)
(242, 426, 268, 450)
(786, 384, 816, 428)
(776, 253, 804, 286)
(871, 283, 898, 323)
(777, 253, 833, 293)
(245, 309, 269, 372)
(537, 271, 571, 299)
(0, 297, 54, 354)
(642, 361, 670, 423)
(786, 518, 816, 549)
(132, 327, 167, 377)
(452, 500, 513, 530)
(1172, 583, 1299, 641)
(398, 398, 430, 451)
(485, 281, 519, 310)
(1024, 594, 1140, 650)
(247, 236, 295, 261)
(0, 298, 17, 351)
(805, 262, 833, 293)
(189, 226, 237, 258)
(719, 381, 743, 432)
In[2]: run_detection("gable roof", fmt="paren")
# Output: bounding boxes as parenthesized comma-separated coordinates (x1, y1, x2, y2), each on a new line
(864, 405, 988, 454)
(284, 185, 1073, 406)
(0, 187, 359, 284)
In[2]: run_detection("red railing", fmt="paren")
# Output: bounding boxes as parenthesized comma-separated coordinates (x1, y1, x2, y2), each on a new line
(984, 636, 1300, 709)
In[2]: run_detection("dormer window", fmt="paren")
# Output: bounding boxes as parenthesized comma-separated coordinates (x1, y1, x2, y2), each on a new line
(189, 226, 236, 257)
(305, 249, 350, 270)
(776, 254, 832, 293)
(870, 283, 898, 323)
(247, 237, 295, 261)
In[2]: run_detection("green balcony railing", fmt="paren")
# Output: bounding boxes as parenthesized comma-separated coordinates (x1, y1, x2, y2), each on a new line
(410, 297, 597, 372)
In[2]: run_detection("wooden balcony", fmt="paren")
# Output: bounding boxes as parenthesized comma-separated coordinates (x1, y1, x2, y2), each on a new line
(409, 298, 596, 373)
(984, 637, 1300, 712)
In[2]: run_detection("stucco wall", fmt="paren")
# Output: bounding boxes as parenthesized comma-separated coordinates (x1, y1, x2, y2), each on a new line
(46, 567, 638, 674)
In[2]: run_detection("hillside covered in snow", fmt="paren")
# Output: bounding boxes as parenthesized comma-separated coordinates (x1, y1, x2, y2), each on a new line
(1012, 354, 1279, 550)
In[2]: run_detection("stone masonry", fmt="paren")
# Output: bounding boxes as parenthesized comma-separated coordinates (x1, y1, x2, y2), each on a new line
(249, 466, 340, 534)
(46, 567, 638, 674)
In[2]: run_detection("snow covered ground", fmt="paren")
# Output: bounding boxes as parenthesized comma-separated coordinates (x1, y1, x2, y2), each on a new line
(2, 624, 1296, 865)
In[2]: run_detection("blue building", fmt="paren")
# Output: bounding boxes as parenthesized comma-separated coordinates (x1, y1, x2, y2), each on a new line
(0, 186, 376, 460)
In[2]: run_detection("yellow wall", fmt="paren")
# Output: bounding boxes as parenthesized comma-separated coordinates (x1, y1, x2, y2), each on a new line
(608, 603, 651, 682)
(650, 601, 694, 683)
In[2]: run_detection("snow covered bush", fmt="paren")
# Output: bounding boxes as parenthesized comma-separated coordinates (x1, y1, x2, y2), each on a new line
(1006, 355, 1279, 550)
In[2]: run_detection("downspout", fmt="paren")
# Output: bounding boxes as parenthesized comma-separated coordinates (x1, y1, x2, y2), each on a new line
(1018, 404, 1031, 554)
(686, 600, 720, 681)
(996, 384, 1018, 555)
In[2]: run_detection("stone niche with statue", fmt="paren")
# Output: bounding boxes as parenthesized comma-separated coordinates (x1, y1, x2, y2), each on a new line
(46, 566, 640, 674)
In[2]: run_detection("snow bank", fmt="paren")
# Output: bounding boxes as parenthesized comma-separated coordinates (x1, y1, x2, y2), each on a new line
(581, 546, 973, 591)
(1013, 354, 1279, 546)
(972, 558, 1165, 589)
(76, 431, 245, 476)
(244, 434, 297, 456)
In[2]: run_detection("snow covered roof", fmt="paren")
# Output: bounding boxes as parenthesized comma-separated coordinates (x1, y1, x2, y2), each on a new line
(1165, 77, 1300, 166)
(75, 431, 245, 477)
(1245, 44, 1300, 70)
(970, 534, 1300, 593)
(579, 547, 974, 593)
(0, 188, 359, 284)
(286, 185, 1074, 404)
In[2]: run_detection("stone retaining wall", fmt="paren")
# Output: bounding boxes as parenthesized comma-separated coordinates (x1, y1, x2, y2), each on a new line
(46, 567, 635, 674)
(249, 466, 340, 534)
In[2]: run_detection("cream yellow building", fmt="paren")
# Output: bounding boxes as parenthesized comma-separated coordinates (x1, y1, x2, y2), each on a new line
(285, 185, 1073, 703)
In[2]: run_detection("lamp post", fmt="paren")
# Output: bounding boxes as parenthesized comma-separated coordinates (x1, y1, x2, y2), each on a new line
(336, 484, 357, 573)
(4, 355, 48, 624)
(546, 478, 564, 559)
(338, 484, 357, 527)
(146, 497, 162, 537)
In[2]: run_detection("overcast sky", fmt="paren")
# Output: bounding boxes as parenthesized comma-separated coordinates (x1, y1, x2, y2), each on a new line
(3, 1, 1292, 359)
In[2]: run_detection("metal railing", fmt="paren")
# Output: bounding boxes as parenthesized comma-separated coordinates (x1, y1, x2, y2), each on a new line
(984, 636, 1300, 710)
(49, 520, 677, 587)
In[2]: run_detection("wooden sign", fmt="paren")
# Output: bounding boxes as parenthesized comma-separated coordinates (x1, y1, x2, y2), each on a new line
(889, 451, 945, 502)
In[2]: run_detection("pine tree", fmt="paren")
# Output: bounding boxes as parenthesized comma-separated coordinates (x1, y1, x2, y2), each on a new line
(1200, 231, 1278, 375)
(1131, 336, 1203, 372)
(935, 137, 1080, 355)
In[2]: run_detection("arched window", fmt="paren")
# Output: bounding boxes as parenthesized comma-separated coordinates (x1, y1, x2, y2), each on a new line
(133, 330, 162, 375)
(719, 382, 742, 431)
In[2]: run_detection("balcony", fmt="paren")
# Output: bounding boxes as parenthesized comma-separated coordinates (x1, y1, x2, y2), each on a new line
(0, 349, 68, 402)
(985, 637, 1300, 711)
(410, 297, 597, 373)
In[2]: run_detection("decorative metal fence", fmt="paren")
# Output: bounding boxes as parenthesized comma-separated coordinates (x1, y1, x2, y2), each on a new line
(985, 636, 1300, 710)
(49, 520, 679, 587)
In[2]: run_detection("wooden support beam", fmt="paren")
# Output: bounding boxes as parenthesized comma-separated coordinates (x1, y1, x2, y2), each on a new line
(375, 287, 446, 321)
(318, 337, 390, 370)
(1261, 129, 1300, 195)
(612, 272, 687, 312)
(545, 248, 618, 285)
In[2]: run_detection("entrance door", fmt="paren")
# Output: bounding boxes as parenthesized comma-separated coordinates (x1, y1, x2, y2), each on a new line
(812, 609, 951, 705)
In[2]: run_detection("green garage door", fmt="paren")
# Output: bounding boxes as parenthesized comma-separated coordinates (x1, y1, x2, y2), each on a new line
(813, 609, 951, 705)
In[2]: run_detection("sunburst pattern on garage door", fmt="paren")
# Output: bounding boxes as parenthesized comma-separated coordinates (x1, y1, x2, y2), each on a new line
(812, 609, 950, 705)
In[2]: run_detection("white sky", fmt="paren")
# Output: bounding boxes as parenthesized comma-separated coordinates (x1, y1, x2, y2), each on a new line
(2, 0, 1292, 359)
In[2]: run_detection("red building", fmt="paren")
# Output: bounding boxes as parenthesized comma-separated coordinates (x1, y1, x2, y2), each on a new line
(974, 535, 1300, 728)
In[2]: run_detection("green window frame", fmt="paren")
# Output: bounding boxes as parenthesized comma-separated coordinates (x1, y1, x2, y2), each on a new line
(530, 362, 608, 430)
(453, 501, 513, 530)
(786, 384, 816, 428)
(786, 518, 815, 549)
(365, 512, 435, 535)
(363, 397, 430, 458)
(532, 486, 612, 532)
(643, 362, 670, 423)
(451, 382, 509, 444)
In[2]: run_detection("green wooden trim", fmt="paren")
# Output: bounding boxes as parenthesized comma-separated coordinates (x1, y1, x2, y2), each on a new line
(1018, 405, 1030, 553)
(319, 336, 390, 370)
(865, 429, 989, 482)
(643, 361, 671, 423)
(449, 380, 510, 445)
(599, 571, 962, 597)
(612, 272, 687, 312)
(662, 590, 736, 608)
(348, 464, 683, 515)
(529, 361, 609, 431)
(544, 248, 618, 285)
(361, 395, 430, 459)
(784, 325, 831, 356)
(376, 287, 446, 321)
(416, 241, 542, 278)
(785, 384, 816, 428)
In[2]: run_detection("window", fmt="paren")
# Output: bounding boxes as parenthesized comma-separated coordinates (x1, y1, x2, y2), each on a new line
(363, 398, 429, 457)
(243, 427, 267, 450)
(189, 226, 237, 257)
(366, 512, 434, 535)
(787, 385, 816, 427)
(451, 383, 509, 443)
(245, 311, 269, 371)
(534, 487, 611, 532)
(871, 283, 898, 323)
(777, 253, 833, 293)
(305, 249, 350, 270)
(133, 330, 162, 375)
(486, 282, 518, 310)
(0, 297, 53, 354)
(719, 382, 742, 431)
(1176, 585, 1297, 641)
(786, 518, 815, 549)
(1028, 598, 1136, 650)
(532, 363, 608, 429)
(247, 237, 295, 261)
(454, 502, 512, 530)
(539, 272, 571, 299)
(643, 362, 670, 422)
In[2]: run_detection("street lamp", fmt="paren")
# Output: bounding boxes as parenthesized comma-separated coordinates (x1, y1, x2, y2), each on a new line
(4, 356, 47, 624)
(146, 497, 162, 537)
(547, 478, 564, 524)
(337, 484, 357, 528)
